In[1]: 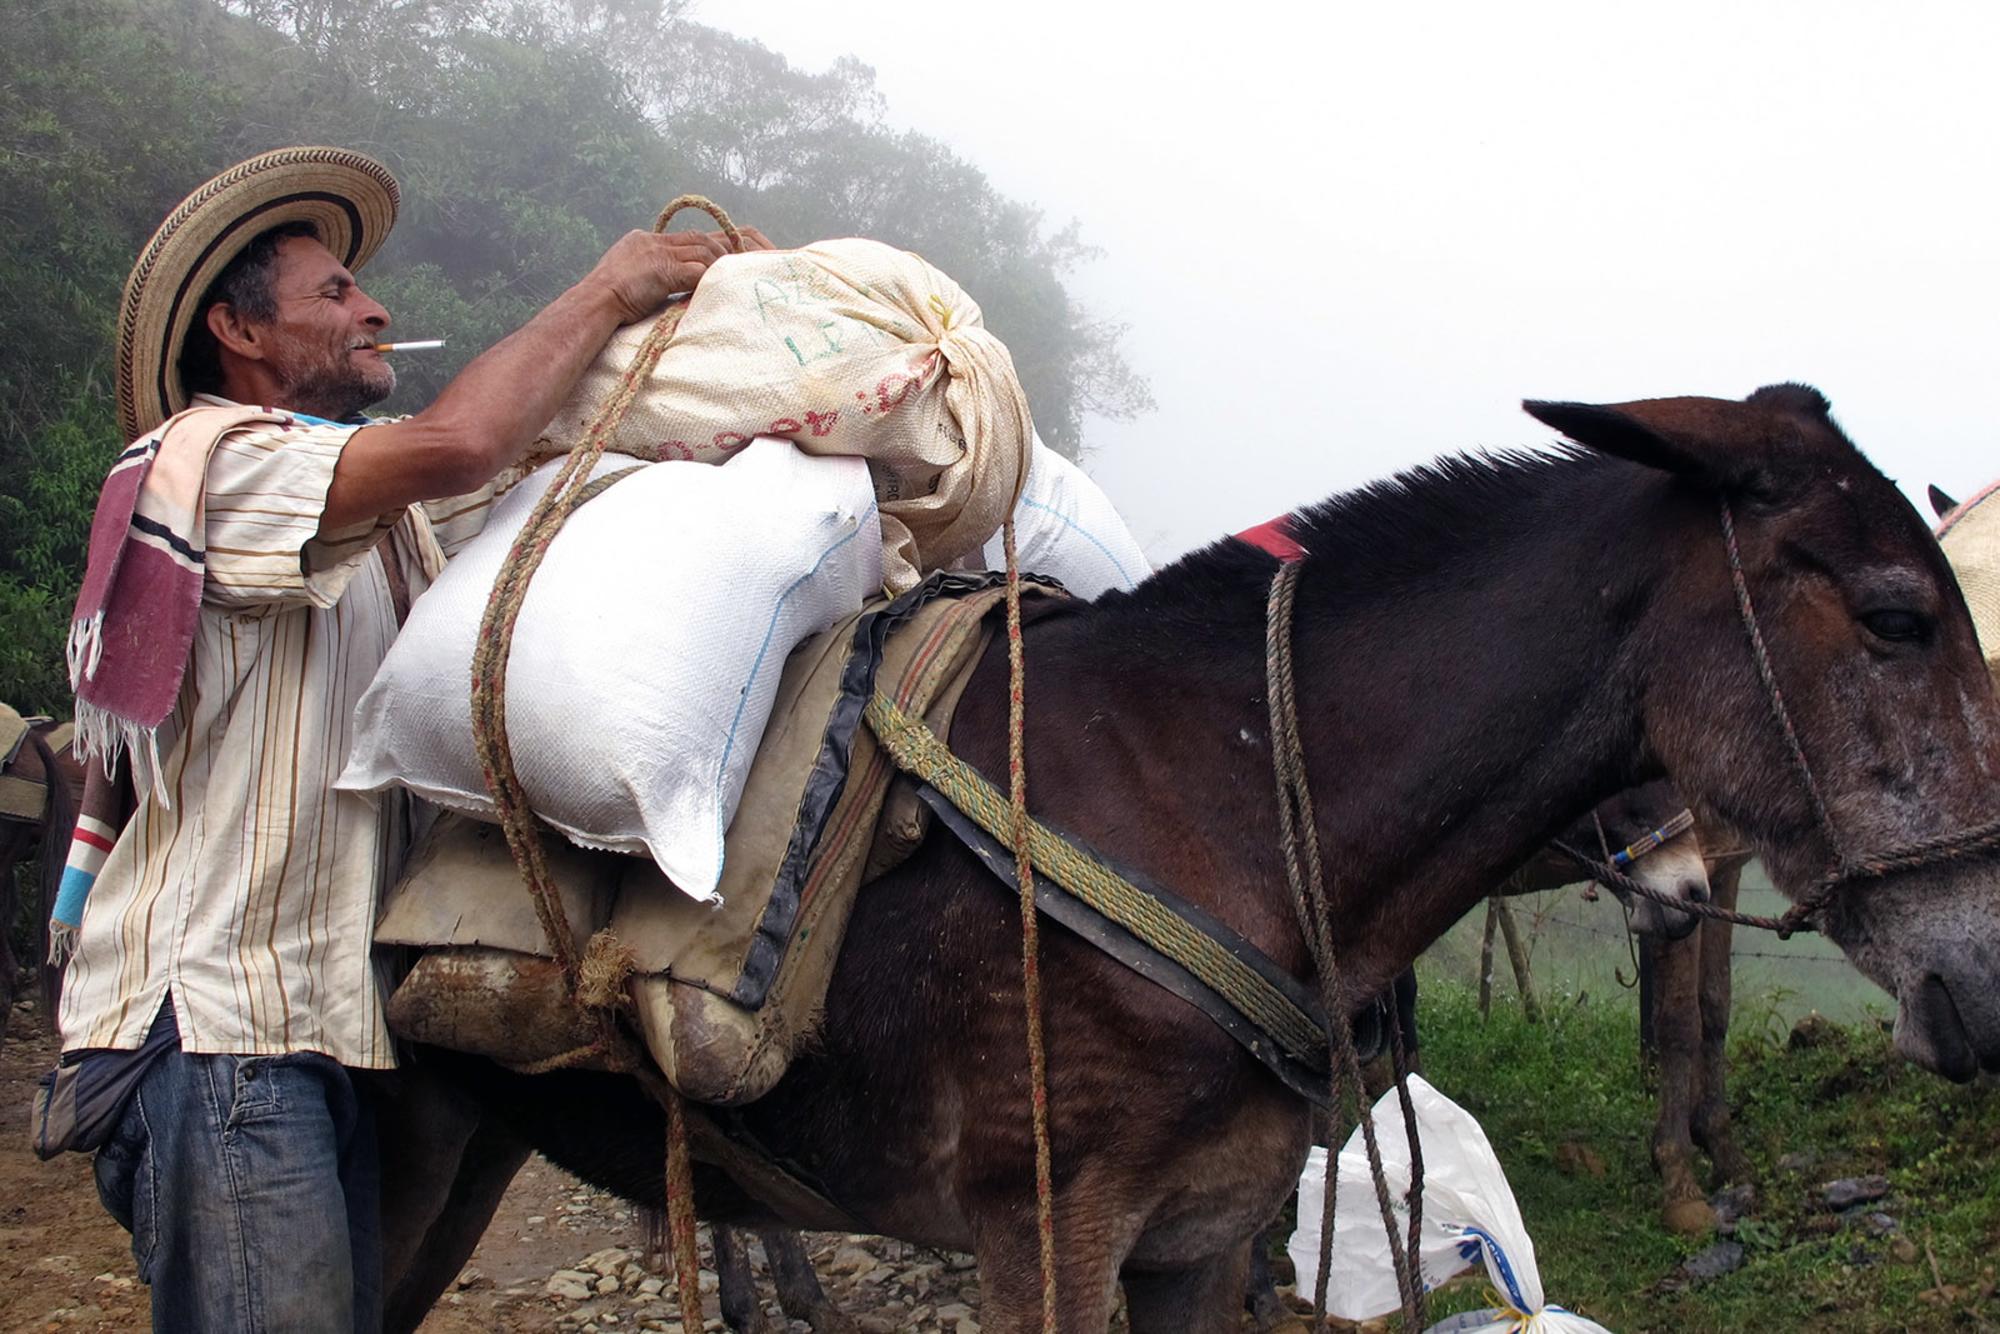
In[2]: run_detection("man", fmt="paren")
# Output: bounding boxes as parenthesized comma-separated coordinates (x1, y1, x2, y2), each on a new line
(36, 146, 760, 1331)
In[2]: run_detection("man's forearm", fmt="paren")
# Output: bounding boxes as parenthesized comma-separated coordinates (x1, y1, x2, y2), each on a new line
(418, 279, 630, 473)
(318, 228, 726, 534)
(320, 282, 637, 531)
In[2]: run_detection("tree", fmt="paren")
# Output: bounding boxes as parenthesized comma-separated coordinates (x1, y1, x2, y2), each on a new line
(0, 0, 1151, 715)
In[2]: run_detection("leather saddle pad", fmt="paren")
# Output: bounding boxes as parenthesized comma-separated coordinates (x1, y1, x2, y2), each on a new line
(378, 571, 1065, 1103)
(0, 705, 70, 823)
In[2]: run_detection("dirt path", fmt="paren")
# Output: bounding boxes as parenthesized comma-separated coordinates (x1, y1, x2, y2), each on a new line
(1, 1001, 996, 1333)
(1, 1009, 149, 1334)
(5, 999, 1321, 1332)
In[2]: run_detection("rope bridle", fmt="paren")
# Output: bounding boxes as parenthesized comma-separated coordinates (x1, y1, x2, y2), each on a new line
(1558, 496, 2000, 939)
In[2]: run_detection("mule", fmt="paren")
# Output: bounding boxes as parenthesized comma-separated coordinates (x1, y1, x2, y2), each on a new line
(0, 714, 82, 1040)
(386, 384, 2000, 1332)
(1507, 784, 1757, 1238)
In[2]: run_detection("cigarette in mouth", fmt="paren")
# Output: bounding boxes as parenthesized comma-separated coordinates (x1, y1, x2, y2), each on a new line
(371, 339, 445, 352)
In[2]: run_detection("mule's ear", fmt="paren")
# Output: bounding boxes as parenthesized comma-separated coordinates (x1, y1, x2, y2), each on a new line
(1930, 485, 1960, 520)
(1523, 384, 1836, 497)
(1521, 399, 1705, 476)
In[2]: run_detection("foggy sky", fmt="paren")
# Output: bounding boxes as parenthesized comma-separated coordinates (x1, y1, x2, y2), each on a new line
(706, 1, 2000, 563)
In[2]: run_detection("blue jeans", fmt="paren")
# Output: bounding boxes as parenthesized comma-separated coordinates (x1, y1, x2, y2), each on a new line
(91, 1045, 382, 1332)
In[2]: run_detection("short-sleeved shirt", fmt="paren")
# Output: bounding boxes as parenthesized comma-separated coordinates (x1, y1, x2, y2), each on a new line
(57, 395, 501, 1068)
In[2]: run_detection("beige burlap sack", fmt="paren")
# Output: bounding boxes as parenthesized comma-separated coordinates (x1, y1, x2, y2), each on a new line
(539, 209, 1033, 593)
(1938, 480, 2000, 677)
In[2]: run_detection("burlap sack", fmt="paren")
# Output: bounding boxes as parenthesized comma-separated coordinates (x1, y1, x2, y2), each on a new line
(1938, 481, 2000, 677)
(538, 236, 1033, 593)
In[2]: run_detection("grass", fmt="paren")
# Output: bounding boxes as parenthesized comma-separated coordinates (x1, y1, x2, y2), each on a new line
(1392, 972, 2000, 1332)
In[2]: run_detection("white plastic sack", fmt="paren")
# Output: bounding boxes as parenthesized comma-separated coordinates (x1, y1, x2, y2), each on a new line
(1288, 1075, 1613, 1333)
(540, 239, 1032, 594)
(339, 440, 882, 899)
(977, 437, 1151, 600)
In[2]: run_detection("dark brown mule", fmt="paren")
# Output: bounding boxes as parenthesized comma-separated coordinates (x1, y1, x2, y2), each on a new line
(1513, 782, 1756, 1237)
(1, 716, 83, 1040)
(386, 384, 2000, 1332)
(1637, 831, 1755, 1237)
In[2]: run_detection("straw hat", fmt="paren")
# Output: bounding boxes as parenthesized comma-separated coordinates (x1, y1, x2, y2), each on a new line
(114, 146, 400, 442)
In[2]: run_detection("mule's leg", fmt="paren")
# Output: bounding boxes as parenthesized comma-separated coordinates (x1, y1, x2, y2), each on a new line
(0, 825, 29, 1043)
(1692, 861, 1752, 1186)
(372, 1066, 533, 1334)
(1242, 1220, 1291, 1331)
(1648, 933, 1715, 1236)
(761, 1228, 858, 1333)
(713, 1225, 777, 1334)
(970, 1209, 1123, 1333)
(1124, 1242, 1255, 1334)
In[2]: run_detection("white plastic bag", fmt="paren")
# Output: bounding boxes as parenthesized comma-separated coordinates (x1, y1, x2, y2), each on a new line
(977, 436, 1150, 600)
(339, 440, 882, 899)
(1288, 1075, 1613, 1333)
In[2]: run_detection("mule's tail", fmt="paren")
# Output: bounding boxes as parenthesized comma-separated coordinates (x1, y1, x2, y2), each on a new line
(32, 730, 79, 1025)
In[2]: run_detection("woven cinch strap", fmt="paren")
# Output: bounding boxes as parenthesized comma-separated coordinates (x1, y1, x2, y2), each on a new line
(861, 691, 1331, 1078)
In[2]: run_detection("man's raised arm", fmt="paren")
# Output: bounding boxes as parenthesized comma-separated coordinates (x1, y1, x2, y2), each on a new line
(321, 228, 745, 532)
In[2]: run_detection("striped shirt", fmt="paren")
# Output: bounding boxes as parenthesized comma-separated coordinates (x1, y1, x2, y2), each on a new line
(57, 395, 501, 1068)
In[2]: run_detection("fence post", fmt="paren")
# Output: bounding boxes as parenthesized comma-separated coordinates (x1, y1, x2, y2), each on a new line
(1492, 897, 1542, 1022)
(1478, 898, 1499, 1018)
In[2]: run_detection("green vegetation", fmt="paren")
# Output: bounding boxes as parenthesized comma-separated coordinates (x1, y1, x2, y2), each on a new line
(0, 0, 1152, 717)
(1402, 973, 2000, 1332)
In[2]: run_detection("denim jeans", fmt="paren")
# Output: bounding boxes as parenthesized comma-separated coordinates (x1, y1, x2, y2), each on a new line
(91, 1045, 382, 1333)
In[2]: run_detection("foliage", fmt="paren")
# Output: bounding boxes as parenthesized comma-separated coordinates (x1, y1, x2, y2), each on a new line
(1405, 973, 2000, 1332)
(0, 0, 1150, 717)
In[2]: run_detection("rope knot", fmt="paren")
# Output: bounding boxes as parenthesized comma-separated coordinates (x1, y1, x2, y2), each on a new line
(577, 929, 638, 1010)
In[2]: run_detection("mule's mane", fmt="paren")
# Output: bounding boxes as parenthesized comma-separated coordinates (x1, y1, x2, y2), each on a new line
(1284, 446, 1600, 582)
(1094, 445, 1612, 630)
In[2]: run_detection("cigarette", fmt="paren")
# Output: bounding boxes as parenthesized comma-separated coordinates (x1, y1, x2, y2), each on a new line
(372, 339, 445, 352)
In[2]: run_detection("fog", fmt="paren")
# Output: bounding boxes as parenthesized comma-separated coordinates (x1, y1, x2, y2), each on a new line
(707, 1, 2000, 562)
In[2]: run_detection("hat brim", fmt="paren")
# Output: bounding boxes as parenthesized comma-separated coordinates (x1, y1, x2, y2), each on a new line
(116, 147, 400, 442)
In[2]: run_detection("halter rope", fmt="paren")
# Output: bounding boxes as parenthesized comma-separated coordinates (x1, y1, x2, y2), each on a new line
(1558, 495, 2000, 939)
(1266, 561, 1427, 1329)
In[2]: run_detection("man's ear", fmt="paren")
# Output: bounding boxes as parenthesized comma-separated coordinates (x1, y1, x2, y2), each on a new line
(1522, 383, 1837, 498)
(205, 302, 269, 364)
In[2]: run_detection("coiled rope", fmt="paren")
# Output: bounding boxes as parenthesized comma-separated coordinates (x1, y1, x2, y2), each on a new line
(1265, 561, 1426, 1329)
(469, 194, 742, 1329)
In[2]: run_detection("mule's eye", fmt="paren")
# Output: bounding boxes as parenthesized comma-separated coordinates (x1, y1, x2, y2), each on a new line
(1860, 609, 1928, 644)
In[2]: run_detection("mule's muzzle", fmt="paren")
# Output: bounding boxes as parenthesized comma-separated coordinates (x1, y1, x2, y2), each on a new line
(1624, 844, 1710, 942)
(1895, 972, 2000, 1084)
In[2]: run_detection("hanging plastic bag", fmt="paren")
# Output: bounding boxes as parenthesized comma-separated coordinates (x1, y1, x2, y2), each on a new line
(1287, 1075, 1614, 1333)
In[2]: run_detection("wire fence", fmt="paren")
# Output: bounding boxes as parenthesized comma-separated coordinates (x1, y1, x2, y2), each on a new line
(1425, 867, 1894, 1027)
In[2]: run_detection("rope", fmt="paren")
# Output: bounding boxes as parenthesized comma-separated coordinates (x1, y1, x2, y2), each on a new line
(1548, 497, 2000, 944)
(467, 194, 745, 1332)
(1549, 840, 1798, 935)
(1719, 500, 1842, 860)
(1264, 562, 1425, 1329)
(1000, 519, 1060, 1333)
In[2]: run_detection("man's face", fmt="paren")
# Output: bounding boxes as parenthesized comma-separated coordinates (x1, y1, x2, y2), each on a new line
(255, 236, 396, 420)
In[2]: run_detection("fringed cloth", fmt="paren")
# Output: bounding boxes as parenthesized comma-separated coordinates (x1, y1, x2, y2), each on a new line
(54, 403, 281, 961)
(67, 403, 286, 798)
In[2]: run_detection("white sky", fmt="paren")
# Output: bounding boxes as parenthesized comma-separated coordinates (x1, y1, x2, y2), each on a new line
(700, 0, 2000, 562)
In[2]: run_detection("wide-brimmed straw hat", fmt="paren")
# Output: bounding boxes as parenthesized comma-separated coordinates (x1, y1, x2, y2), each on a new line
(115, 146, 400, 442)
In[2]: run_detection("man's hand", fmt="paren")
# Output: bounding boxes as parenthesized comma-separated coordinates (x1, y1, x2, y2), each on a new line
(584, 226, 778, 325)
(319, 224, 780, 532)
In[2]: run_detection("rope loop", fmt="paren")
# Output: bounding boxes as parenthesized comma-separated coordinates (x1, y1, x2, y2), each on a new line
(654, 193, 744, 252)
